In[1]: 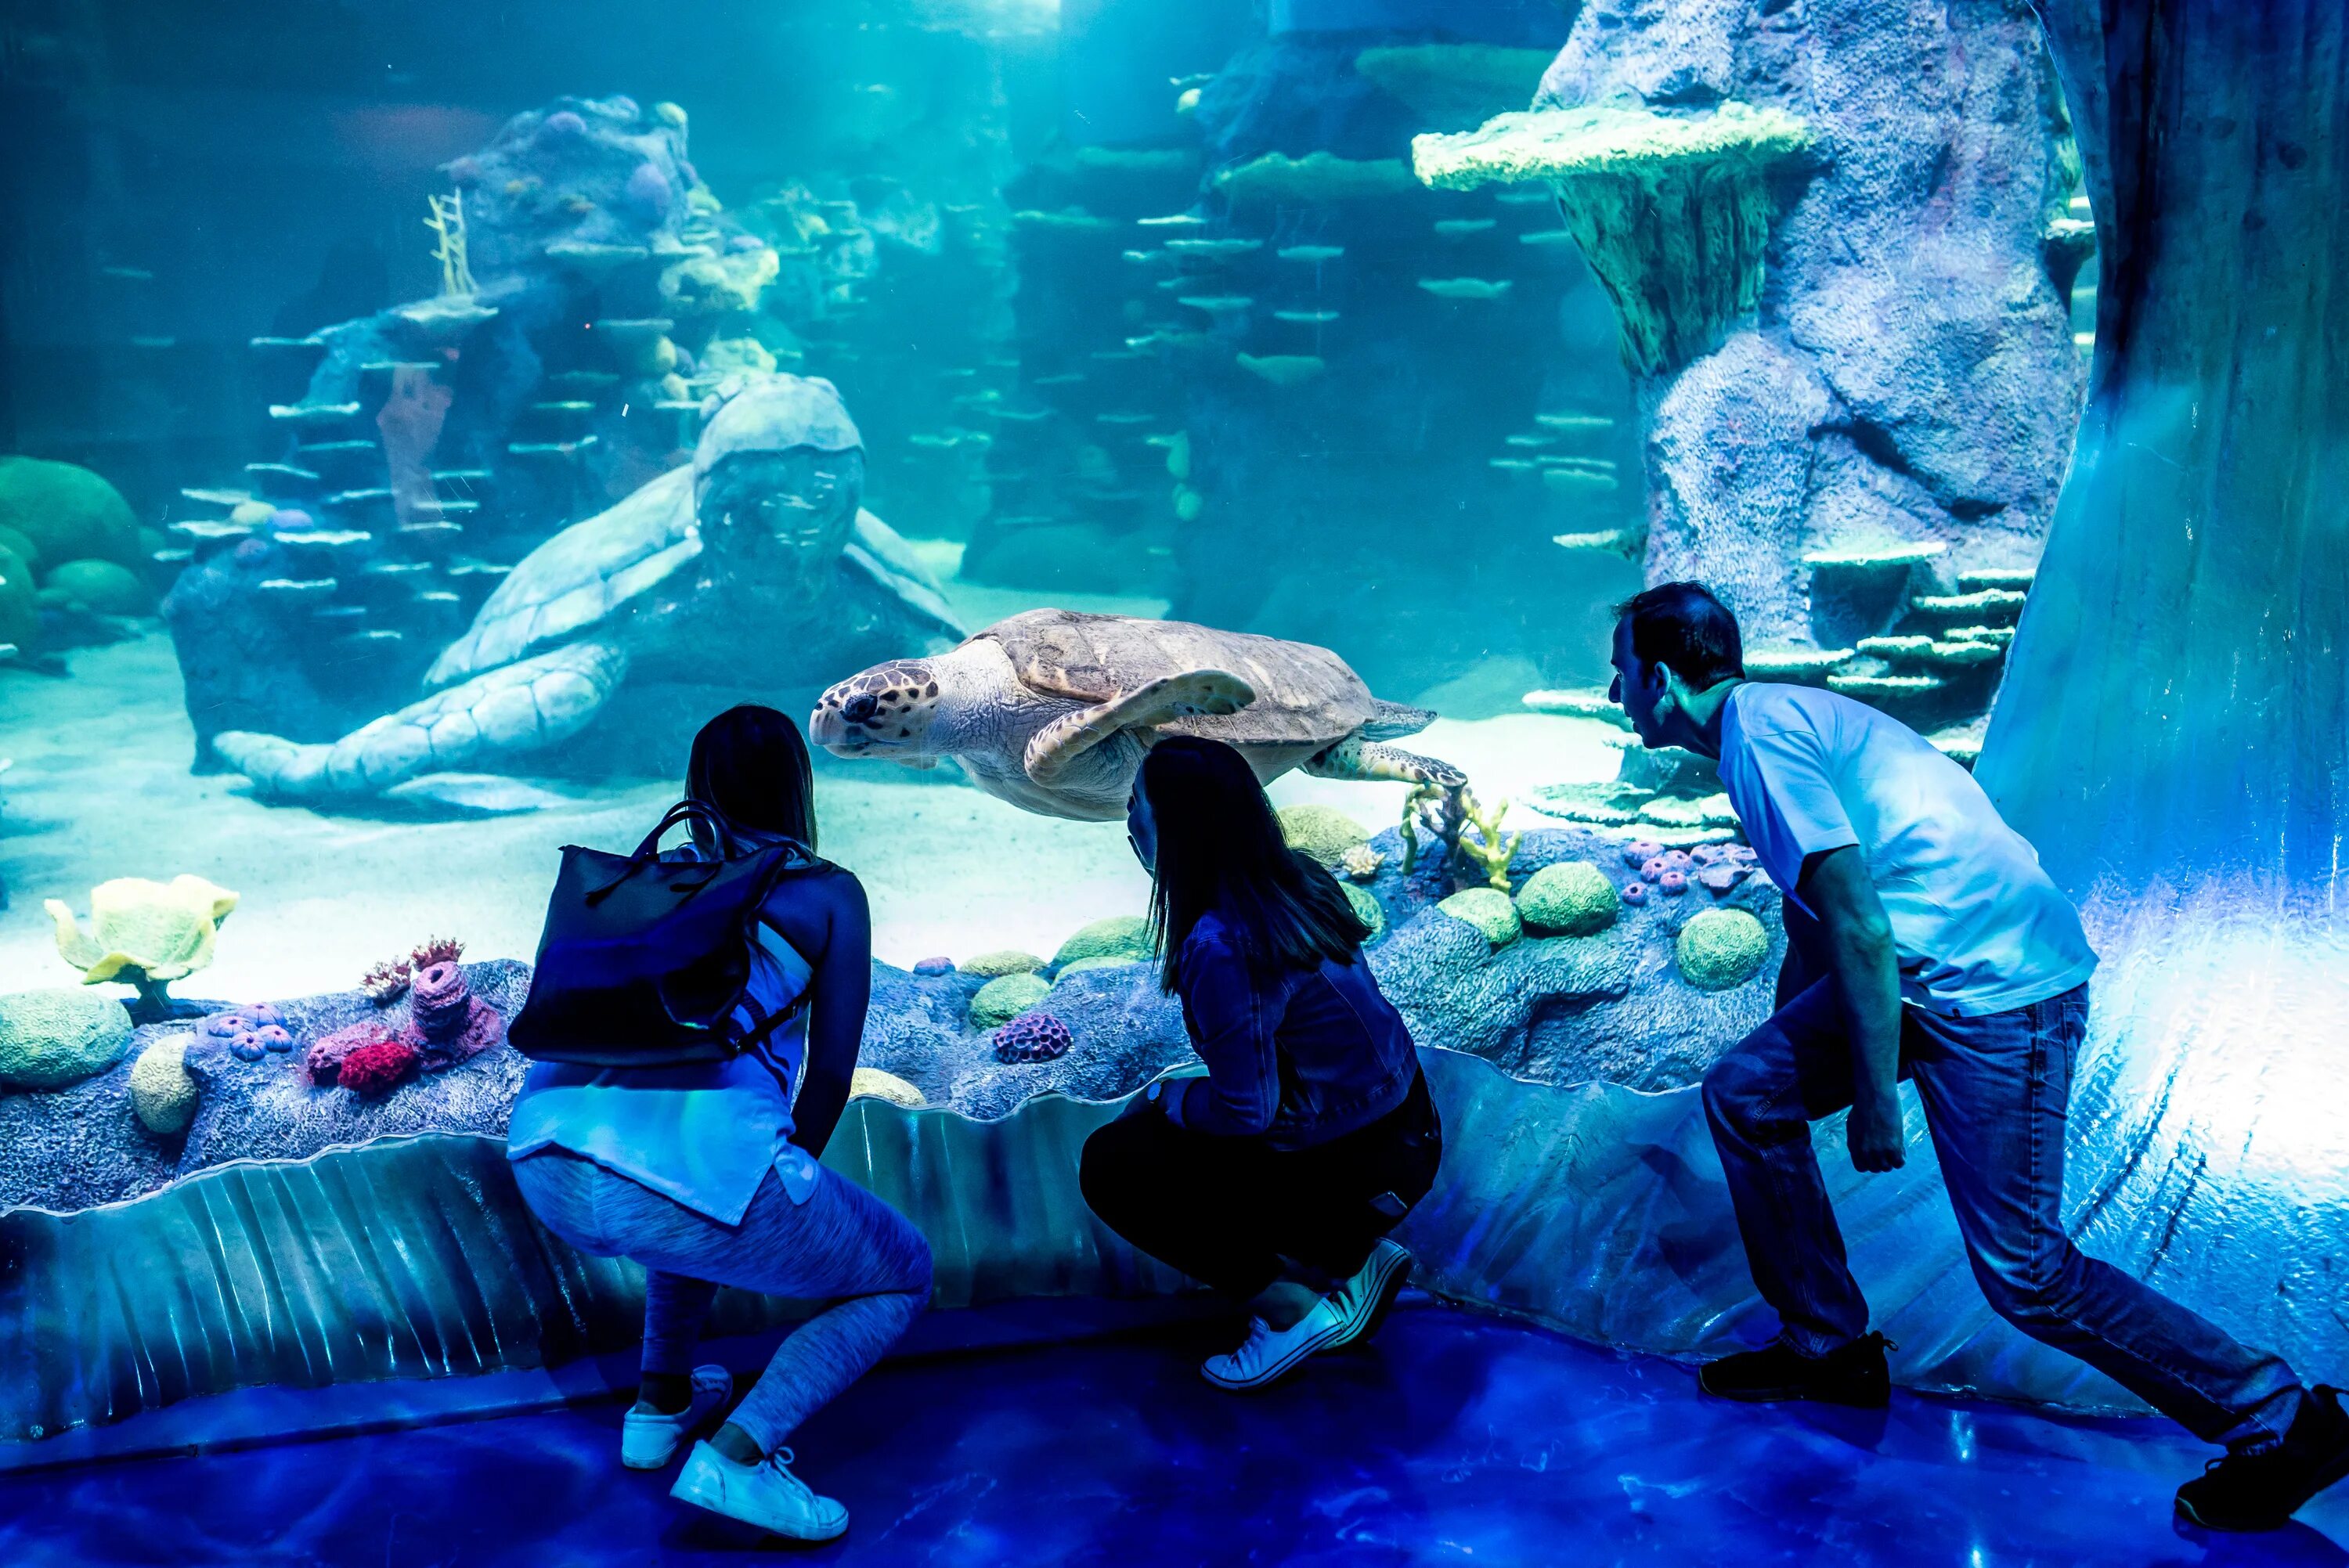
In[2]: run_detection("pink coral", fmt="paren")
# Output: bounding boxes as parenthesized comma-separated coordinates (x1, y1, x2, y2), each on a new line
(412, 935, 465, 969)
(340, 1039, 419, 1098)
(1641, 856, 1670, 883)
(410, 961, 471, 1041)
(1622, 881, 1650, 906)
(992, 1011, 1073, 1065)
(1662, 849, 1693, 872)
(307, 1022, 397, 1086)
(1659, 870, 1689, 896)
(399, 961, 505, 1072)
(1622, 839, 1664, 869)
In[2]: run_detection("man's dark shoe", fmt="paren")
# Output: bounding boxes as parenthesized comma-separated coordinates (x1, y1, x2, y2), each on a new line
(2176, 1386, 2349, 1532)
(1698, 1332, 1891, 1408)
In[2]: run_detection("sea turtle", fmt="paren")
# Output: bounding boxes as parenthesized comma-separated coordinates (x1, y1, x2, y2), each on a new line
(809, 607, 1466, 820)
(212, 376, 962, 810)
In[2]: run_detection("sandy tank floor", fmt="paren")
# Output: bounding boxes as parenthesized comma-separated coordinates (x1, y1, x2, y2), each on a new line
(0, 566, 1622, 1000)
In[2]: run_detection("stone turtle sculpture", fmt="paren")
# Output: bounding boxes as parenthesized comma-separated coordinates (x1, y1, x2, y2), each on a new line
(810, 607, 1466, 820)
(212, 376, 961, 810)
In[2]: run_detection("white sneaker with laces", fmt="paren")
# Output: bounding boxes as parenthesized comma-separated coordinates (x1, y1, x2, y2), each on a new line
(620, 1366, 733, 1471)
(1326, 1239, 1413, 1350)
(1200, 1296, 1350, 1391)
(670, 1440, 850, 1542)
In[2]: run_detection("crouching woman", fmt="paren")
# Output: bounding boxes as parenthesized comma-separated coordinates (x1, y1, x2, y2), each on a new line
(1081, 735, 1442, 1390)
(507, 706, 932, 1545)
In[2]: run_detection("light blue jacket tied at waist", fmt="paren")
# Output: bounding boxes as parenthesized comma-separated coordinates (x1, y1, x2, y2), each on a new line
(507, 909, 822, 1225)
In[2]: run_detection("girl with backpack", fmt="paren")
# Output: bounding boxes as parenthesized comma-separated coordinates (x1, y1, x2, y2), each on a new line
(1080, 735, 1443, 1390)
(507, 705, 930, 1544)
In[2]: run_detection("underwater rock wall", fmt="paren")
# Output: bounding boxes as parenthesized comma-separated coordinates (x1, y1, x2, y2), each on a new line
(1420, 1, 2087, 747)
(1540, 0, 2084, 640)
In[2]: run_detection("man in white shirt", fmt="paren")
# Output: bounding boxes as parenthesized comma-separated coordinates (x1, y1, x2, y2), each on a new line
(1608, 582, 2344, 1533)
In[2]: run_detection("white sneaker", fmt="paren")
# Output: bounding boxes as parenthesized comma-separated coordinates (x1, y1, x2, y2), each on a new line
(620, 1366, 732, 1470)
(1201, 1296, 1350, 1391)
(670, 1440, 850, 1542)
(1326, 1239, 1413, 1350)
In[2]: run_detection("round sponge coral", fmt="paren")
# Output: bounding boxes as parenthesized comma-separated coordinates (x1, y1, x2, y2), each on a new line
(1515, 862, 1620, 936)
(1676, 909, 1771, 990)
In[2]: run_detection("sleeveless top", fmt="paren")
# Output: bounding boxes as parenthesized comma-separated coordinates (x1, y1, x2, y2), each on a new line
(506, 836, 824, 1224)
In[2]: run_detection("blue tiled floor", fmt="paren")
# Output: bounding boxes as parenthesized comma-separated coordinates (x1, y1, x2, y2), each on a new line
(3, 1299, 2342, 1566)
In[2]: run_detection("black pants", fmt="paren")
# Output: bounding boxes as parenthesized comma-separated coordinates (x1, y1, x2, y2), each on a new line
(1079, 1071, 1442, 1299)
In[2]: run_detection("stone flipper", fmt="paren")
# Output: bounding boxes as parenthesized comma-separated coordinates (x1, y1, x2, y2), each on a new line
(211, 643, 629, 802)
(1304, 733, 1468, 790)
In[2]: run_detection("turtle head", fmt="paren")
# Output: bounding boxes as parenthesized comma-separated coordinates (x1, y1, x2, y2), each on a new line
(810, 659, 945, 761)
(691, 376, 865, 601)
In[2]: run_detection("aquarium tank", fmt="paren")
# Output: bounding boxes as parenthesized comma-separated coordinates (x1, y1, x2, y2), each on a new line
(0, 0, 2343, 1556)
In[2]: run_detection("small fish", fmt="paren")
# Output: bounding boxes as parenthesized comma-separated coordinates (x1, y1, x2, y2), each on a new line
(1276, 245, 1344, 263)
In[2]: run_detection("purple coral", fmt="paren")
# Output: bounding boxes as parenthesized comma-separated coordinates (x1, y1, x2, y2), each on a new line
(1658, 870, 1689, 896)
(541, 110, 587, 140)
(625, 162, 673, 218)
(992, 1011, 1073, 1065)
(1622, 839, 1664, 869)
(206, 1004, 290, 1059)
(1641, 856, 1670, 883)
(1662, 849, 1693, 873)
(1622, 881, 1650, 906)
(913, 956, 955, 977)
(400, 961, 506, 1072)
(267, 508, 313, 532)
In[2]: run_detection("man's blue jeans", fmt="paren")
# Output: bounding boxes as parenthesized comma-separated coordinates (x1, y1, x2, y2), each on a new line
(1703, 979, 2307, 1446)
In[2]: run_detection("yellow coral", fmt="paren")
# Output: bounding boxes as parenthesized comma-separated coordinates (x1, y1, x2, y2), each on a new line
(48, 875, 238, 986)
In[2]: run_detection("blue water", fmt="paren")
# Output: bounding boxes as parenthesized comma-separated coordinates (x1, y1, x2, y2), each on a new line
(4, 1299, 2340, 1566)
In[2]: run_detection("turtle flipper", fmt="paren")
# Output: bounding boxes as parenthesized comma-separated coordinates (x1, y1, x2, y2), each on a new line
(1304, 734, 1467, 791)
(1023, 669, 1255, 785)
(213, 643, 628, 802)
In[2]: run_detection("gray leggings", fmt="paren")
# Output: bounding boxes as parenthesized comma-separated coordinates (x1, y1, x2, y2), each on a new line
(514, 1150, 933, 1454)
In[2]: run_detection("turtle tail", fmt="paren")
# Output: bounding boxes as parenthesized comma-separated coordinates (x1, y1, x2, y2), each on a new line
(1362, 699, 1438, 740)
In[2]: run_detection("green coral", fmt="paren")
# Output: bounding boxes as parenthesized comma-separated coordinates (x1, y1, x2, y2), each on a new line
(0, 988, 135, 1090)
(1516, 862, 1620, 936)
(1214, 152, 1418, 209)
(0, 456, 143, 573)
(1278, 803, 1372, 867)
(1411, 103, 1813, 374)
(970, 972, 1052, 1029)
(1677, 909, 1772, 990)
(1437, 887, 1521, 947)
(1454, 789, 1521, 891)
(1052, 915, 1153, 969)
(963, 949, 1047, 978)
(48, 875, 238, 1018)
(1345, 882, 1386, 942)
(1352, 44, 1557, 132)
(128, 1033, 199, 1134)
(42, 559, 154, 616)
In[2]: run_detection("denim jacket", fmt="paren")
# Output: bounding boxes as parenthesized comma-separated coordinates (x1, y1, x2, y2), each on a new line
(1167, 910, 1418, 1150)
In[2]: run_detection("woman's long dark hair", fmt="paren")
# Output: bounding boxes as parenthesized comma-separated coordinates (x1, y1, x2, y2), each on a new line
(1138, 735, 1369, 993)
(687, 704, 817, 852)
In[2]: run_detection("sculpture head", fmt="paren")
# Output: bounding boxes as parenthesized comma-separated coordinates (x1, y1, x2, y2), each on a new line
(809, 658, 944, 759)
(691, 375, 864, 600)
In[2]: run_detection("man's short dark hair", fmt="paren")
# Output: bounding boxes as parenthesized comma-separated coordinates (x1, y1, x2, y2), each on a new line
(1613, 581, 1745, 689)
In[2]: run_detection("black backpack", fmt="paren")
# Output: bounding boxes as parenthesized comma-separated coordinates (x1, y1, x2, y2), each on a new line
(509, 799, 819, 1069)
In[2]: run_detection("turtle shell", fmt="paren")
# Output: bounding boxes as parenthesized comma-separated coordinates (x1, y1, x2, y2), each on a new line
(979, 608, 1377, 748)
